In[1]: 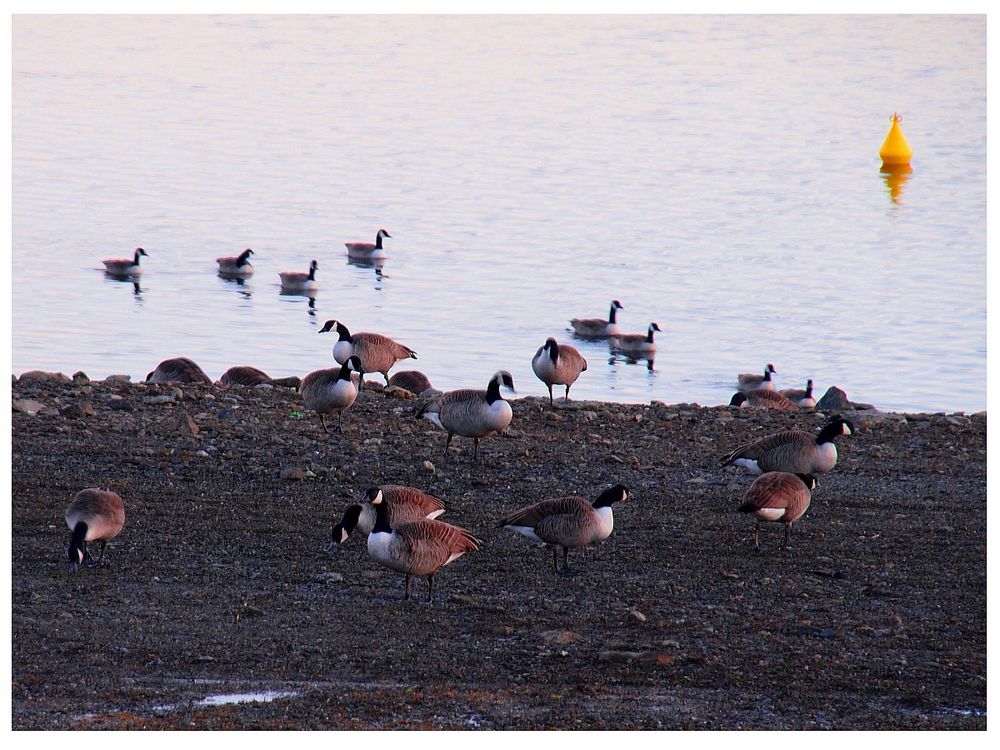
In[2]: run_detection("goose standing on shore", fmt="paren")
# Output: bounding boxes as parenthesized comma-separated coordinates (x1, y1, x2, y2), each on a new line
(279, 259, 319, 293)
(318, 320, 417, 385)
(719, 416, 855, 475)
(299, 356, 365, 433)
(498, 484, 628, 576)
(217, 248, 254, 277)
(417, 370, 515, 461)
(328, 486, 447, 549)
(146, 357, 212, 384)
(366, 489, 480, 602)
(780, 378, 816, 409)
(345, 228, 391, 262)
(571, 300, 623, 338)
(614, 322, 661, 357)
(738, 472, 817, 551)
(65, 488, 126, 573)
(531, 338, 588, 406)
(102, 247, 148, 276)
(729, 389, 799, 412)
(738, 363, 776, 392)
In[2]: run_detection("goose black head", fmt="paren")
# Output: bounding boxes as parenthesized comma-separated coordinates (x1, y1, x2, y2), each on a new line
(729, 392, 748, 407)
(377, 229, 391, 239)
(318, 319, 340, 335)
(594, 484, 629, 508)
(136, 247, 148, 257)
(795, 473, 818, 491)
(612, 299, 623, 310)
(348, 355, 365, 374)
(650, 322, 662, 333)
(493, 370, 515, 392)
(766, 363, 776, 374)
(328, 504, 364, 549)
(544, 338, 560, 362)
(364, 487, 384, 505)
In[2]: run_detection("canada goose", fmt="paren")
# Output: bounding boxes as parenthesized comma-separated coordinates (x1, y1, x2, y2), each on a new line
(219, 365, 271, 386)
(571, 300, 623, 338)
(780, 379, 816, 409)
(614, 322, 661, 356)
(102, 247, 148, 276)
(279, 259, 319, 293)
(366, 489, 480, 602)
(738, 363, 776, 392)
(217, 248, 254, 277)
(146, 357, 212, 384)
(299, 355, 365, 433)
(65, 488, 125, 573)
(387, 370, 433, 395)
(729, 389, 799, 412)
(531, 338, 588, 405)
(719, 415, 855, 475)
(328, 485, 447, 549)
(417, 370, 515, 460)
(318, 320, 417, 385)
(738, 472, 817, 550)
(498, 484, 628, 575)
(345, 228, 391, 261)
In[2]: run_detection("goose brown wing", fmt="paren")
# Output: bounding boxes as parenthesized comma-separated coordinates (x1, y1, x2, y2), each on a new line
(383, 485, 448, 516)
(721, 429, 811, 466)
(499, 496, 590, 529)
(741, 472, 799, 511)
(394, 520, 480, 575)
(557, 345, 588, 376)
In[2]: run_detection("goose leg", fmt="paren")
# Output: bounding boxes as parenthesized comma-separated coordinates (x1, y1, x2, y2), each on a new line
(752, 522, 762, 552)
(557, 547, 578, 577)
(404, 574, 411, 600)
(783, 523, 791, 550)
(443, 433, 454, 457)
(426, 574, 435, 604)
(547, 384, 553, 406)
(551, 546, 560, 573)
(564, 385, 571, 402)
(473, 438, 480, 462)
(86, 541, 108, 568)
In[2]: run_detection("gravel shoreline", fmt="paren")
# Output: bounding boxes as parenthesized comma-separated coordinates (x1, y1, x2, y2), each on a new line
(11, 371, 987, 729)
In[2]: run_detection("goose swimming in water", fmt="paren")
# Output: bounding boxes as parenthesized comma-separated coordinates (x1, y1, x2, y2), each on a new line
(102, 248, 148, 276)
(279, 259, 319, 293)
(345, 228, 391, 261)
(738, 363, 776, 392)
(217, 248, 254, 277)
(571, 300, 623, 338)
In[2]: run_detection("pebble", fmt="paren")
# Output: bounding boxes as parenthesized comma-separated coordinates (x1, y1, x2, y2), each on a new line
(423, 460, 435, 473)
(13, 399, 45, 416)
(280, 466, 307, 481)
(144, 395, 175, 405)
(313, 572, 344, 584)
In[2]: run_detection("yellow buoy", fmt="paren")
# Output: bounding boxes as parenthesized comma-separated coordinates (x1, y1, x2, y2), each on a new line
(879, 112, 912, 167)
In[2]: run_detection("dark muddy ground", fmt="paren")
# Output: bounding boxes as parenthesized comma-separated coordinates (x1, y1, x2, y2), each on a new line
(10, 373, 987, 729)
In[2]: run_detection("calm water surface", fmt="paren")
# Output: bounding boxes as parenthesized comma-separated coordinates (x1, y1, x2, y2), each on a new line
(12, 15, 986, 413)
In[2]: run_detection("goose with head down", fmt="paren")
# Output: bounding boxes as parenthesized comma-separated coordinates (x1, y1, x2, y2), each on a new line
(531, 338, 588, 406)
(65, 488, 126, 574)
(366, 489, 480, 602)
(738, 472, 817, 551)
(146, 357, 212, 384)
(328, 485, 447, 550)
(217, 247, 254, 277)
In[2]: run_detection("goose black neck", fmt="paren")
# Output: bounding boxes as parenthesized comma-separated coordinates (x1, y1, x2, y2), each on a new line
(338, 324, 352, 341)
(307, 265, 316, 281)
(133, 250, 143, 265)
(69, 521, 88, 559)
(647, 326, 656, 343)
(762, 369, 771, 382)
(375, 233, 384, 249)
(608, 304, 618, 324)
(238, 249, 252, 266)
(372, 500, 392, 533)
(593, 485, 626, 508)
(547, 340, 559, 364)
(337, 361, 355, 381)
(805, 380, 813, 397)
(486, 376, 504, 404)
(334, 504, 363, 541)
(816, 420, 844, 445)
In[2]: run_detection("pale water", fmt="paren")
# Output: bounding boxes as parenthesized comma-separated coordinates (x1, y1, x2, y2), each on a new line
(12, 15, 986, 413)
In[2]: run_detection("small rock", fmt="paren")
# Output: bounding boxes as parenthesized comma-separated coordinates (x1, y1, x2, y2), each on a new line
(541, 630, 586, 645)
(195, 450, 209, 458)
(598, 650, 647, 663)
(384, 386, 414, 400)
(423, 460, 435, 473)
(59, 402, 95, 419)
(18, 370, 69, 383)
(13, 399, 45, 416)
(144, 395, 175, 405)
(280, 466, 307, 481)
(177, 412, 200, 435)
(815, 386, 852, 411)
(313, 572, 344, 584)
(107, 399, 134, 412)
(104, 374, 132, 383)
(628, 609, 647, 623)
